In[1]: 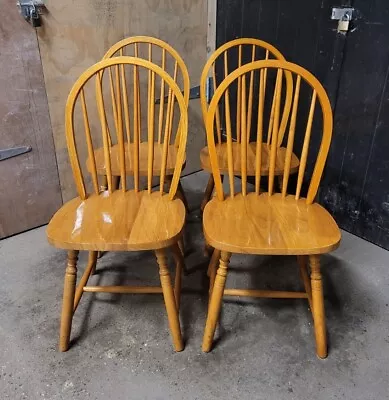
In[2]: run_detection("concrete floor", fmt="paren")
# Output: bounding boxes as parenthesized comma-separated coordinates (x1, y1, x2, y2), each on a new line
(1, 171, 389, 400)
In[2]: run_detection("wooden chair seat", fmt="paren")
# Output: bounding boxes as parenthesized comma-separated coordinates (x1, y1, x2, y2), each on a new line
(203, 193, 341, 255)
(47, 190, 185, 251)
(200, 142, 300, 175)
(87, 143, 185, 176)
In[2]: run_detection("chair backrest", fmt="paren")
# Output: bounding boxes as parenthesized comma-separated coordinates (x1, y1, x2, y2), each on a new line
(200, 38, 293, 146)
(66, 57, 188, 200)
(206, 60, 333, 204)
(103, 36, 190, 106)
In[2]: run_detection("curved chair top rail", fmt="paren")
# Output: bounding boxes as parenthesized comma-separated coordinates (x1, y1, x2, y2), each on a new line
(206, 59, 333, 204)
(200, 38, 293, 146)
(66, 56, 188, 201)
(103, 36, 190, 106)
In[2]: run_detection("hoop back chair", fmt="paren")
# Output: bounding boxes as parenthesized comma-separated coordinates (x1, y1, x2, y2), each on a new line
(199, 38, 298, 210)
(88, 36, 190, 208)
(202, 60, 341, 358)
(47, 57, 188, 352)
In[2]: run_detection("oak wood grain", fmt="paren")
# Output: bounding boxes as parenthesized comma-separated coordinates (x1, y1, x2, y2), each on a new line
(47, 57, 188, 352)
(203, 193, 340, 255)
(205, 60, 333, 203)
(37, 0, 206, 201)
(47, 190, 185, 251)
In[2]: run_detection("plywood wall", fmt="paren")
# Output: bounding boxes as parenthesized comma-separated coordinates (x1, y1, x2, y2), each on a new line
(0, 0, 62, 237)
(37, 0, 207, 201)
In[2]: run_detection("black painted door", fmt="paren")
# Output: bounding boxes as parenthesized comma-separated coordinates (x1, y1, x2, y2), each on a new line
(216, 0, 389, 249)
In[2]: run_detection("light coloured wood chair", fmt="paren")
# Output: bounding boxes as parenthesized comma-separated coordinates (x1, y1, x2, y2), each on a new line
(199, 38, 298, 211)
(88, 36, 190, 210)
(202, 59, 341, 358)
(46, 57, 188, 352)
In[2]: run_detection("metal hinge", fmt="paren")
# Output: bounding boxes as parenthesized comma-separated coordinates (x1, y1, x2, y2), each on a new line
(155, 85, 202, 104)
(16, 1, 46, 27)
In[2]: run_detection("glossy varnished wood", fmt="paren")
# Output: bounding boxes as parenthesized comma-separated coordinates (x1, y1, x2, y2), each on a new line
(95, 37, 190, 208)
(47, 191, 185, 251)
(199, 38, 297, 208)
(155, 249, 184, 351)
(103, 36, 190, 104)
(310, 254, 327, 358)
(200, 38, 292, 143)
(202, 251, 231, 352)
(203, 193, 341, 255)
(200, 143, 299, 176)
(59, 250, 78, 352)
(47, 57, 188, 352)
(206, 60, 333, 202)
(202, 60, 339, 357)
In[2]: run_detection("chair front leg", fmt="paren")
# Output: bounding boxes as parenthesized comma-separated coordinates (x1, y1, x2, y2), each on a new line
(59, 250, 79, 352)
(155, 249, 184, 352)
(208, 249, 221, 293)
(202, 251, 231, 352)
(171, 243, 185, 310)
(309, 254, 327, 359)
(297, 255, 313, 310)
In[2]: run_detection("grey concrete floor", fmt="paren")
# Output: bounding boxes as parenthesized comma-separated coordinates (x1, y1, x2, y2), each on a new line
(1, 171, 389, 400)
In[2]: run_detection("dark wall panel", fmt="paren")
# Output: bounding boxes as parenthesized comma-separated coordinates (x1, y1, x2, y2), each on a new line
(216, 0, 389, 249)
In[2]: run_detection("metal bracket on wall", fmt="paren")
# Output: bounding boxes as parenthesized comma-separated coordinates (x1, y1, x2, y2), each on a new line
(331, 7, 354, 33)
(155, 85, 201, 104)
(0, 146, 32, 161)
(155, 78, 213, 104)
(16, 1, 46, 27)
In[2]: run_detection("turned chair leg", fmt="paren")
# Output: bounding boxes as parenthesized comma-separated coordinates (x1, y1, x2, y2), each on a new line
(309, 254, 327, 359)
(202, 251, 231, 352)
(59, 250, 79, 352)
(171, 243, 185, 310)
(207, 249, 221, 294)
(297, 255, 313, 310)
(155, 249, 184, 352)
(201, 175, 215, 212)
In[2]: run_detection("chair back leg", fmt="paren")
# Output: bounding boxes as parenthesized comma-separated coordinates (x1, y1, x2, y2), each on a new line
(202, 251, 231, 352)
(309, 255, 327, 358)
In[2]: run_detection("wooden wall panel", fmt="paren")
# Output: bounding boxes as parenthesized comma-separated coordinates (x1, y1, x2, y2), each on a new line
(38, 0, 207, 201)
(0, 0, 62, 238)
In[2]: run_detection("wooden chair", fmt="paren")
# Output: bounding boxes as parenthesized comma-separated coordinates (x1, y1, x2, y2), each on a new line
(199, 38, 298, 211)
(202, 59, 341, 358)
(88, 36, 190, 210)
(46, 56, 188, 352)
